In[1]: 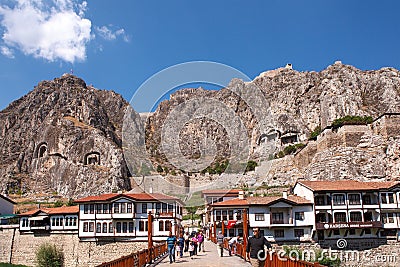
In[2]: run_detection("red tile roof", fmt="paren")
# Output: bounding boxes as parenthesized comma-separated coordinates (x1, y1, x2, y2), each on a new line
(19, 206, 79, 216)
(74, 192, 181, 203)
(211, 198, 248, 207)
(201, 189, 241, 197)
(297, 180, 399, 192)
(211, 195, 311, 207)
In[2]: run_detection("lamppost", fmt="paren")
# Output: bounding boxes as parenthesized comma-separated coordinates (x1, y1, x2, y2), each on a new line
(147, 211, 160, 264)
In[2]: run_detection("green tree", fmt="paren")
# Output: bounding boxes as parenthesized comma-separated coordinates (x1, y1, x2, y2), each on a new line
(53, 200, 64, 208)
(245, 160, 257, 172)
(36, 243, 64, 267)
(156, 164, 163, 173)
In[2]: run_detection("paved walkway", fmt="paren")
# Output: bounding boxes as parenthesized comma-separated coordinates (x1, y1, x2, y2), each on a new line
(155, 240, 251, 267)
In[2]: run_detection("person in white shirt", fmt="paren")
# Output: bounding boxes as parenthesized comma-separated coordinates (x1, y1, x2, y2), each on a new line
(228, 235, 240, 256)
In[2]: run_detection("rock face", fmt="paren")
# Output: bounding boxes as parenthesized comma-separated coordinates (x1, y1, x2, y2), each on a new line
(2, 63, 400, 199)
(145, 62, 400, 183)
(0, 74, 131, 198)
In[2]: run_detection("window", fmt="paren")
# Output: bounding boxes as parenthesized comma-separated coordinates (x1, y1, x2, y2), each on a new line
(159, 220, 164, 231)
(349, 229, 356, 235)
(294, 229, 304, 237)
(113, 203, 120, 213)
(122, 222, 128, 233)
(162, 203, 167, 213)
(102, 222, 107, 233)
(127, 203, 132, 213)
(96, 223, 101, 233)
(89, 204, 95, 214)
(272, 213, 284, 224)
(142, 203, 147, 214)
(228, 210, 233, 220)
(59, 218, 63, 226)
(89, 222, 94, 232)
(83, 222, 88, 232)
(156, 203, 161, 213)
(120, 203, 126, 213)
(364, 229, 371, 235)
(333, 194, 345, 205)
(168, 204, 173, 212)
(103, 203, 109, 214)
(382, 213, 395, 224)
(109, 222, 113, 233)
(315, 195, 326, 205)
(96, 204, 102, 214)
(364, 211, 373, 222)
(350, 212, 362, 222)
(165, 221, 171, 231)
(255, 213, 265, 221)
(73, 217, 77, 226)
(295, 212, 305, 221)
(362, 195, 371, 205)
(129, 222, 134, 233)
(139, 221, 145, 231)
(222, 211, 227, 221)
(236, 210, 242, 221)
(52, 218, 55, 226)
(216, 210, 221, 221)
(334, 212, 347, 223)
(229, 229, 235, 237)
(381, 193, 395, 204)
(84, 204, 88, 214)
(116, 222, 122, 233)
(348, 194, 361, 205)
(274, 229, 284, 238)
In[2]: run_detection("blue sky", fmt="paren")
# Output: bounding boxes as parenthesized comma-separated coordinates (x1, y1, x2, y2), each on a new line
(0, 0, 399, 112)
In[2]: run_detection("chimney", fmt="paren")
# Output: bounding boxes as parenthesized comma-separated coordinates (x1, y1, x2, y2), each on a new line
(239, 190, 244, 200)
(282, 191, 288, 199)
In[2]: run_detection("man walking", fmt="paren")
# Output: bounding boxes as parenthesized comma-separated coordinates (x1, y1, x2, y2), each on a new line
(216, 231, 225, 257)
(246, 228, 271, 267)
(166, 231, 177, 264)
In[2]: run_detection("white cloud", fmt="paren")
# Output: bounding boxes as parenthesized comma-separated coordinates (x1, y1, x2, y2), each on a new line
(95, 25, 130, 42)
(0, 0, 92, 63)
(1, 45, 14, 58)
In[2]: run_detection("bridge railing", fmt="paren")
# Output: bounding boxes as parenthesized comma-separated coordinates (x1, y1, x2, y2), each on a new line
(96, 243, 167, 267)
(216, 238, 324, 267)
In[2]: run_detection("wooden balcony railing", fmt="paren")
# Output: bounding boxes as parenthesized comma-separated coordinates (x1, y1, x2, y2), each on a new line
(96, 243, 167, 267)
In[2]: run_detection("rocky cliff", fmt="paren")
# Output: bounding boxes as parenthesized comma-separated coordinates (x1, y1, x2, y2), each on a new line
(146, 62, 400, 184)
(0, 74, 131, 198)
(2, 62, 400, 199)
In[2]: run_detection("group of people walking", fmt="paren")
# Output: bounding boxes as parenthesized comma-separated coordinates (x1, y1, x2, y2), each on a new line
(166, 227, 271, 267)
(165, 230, 205, 264)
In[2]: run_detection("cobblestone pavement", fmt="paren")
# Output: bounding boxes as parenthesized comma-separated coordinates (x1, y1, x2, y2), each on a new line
(156, 240, 251, 267)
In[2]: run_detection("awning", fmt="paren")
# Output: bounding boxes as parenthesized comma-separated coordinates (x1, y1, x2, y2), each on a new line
(28, 216, 48, 221)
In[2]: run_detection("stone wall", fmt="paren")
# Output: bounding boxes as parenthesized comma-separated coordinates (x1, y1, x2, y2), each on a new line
(0, 227, 147, 267)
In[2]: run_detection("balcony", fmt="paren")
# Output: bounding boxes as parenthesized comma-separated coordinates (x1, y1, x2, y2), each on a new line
(271, 218, 293, 226)
(316, 221, 383, 230)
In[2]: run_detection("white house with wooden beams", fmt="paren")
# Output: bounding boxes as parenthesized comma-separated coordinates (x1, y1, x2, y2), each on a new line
(293, 180, 400, 242)
(74, 192, 184, 241)
(19, 206, 79, 233)
(210, 192, 314, 243)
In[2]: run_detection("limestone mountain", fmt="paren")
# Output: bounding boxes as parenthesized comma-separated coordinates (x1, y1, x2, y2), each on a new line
(145, 62, 400, 184)
(0, 74, 132, 198)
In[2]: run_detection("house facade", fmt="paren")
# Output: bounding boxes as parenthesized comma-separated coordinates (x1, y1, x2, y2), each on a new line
(210, 193, 314, 243)
(293, 180, 400, 242)
(74, 192, 184, 241)
(201, 189, 240, 234)
(19, 206, 79, 233)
